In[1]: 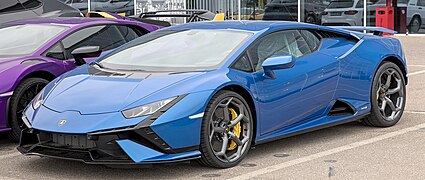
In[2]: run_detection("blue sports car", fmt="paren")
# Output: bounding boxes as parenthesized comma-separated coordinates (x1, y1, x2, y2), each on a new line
(19, 21, 407, 168)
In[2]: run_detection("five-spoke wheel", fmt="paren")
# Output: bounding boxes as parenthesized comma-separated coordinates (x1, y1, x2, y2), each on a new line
(363, 62, 406, 127)
(200, 90, 253, 168)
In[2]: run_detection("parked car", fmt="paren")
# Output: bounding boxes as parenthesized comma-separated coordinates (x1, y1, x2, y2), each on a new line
(321, 0, 364, 26)
(0, 0, 83, 23)
(59, 0, 134, 15)
(407, 0, 425, 33)
(263, 0, 329, 25)
(0, 17, 163, 141)
(18, 22, 407, 168)
(321, 0, 408, 27)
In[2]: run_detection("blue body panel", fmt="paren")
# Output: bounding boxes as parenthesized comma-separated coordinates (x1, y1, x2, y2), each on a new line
(23, 21, 407, 163)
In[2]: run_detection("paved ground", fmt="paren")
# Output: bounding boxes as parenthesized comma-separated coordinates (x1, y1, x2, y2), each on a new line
(1, 36, 425, 180)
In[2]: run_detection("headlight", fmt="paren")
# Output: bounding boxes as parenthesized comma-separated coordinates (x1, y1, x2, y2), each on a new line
(32, 89, 44, 110)
(122, 97, 177, 119)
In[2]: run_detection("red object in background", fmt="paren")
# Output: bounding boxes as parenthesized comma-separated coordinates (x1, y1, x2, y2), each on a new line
(376, 7, 395, 32)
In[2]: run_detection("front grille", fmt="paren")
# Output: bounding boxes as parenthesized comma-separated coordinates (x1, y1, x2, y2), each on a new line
(48, 133, 96, 149)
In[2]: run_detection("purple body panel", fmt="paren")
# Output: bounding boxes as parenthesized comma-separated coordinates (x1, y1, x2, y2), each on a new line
(0, 17, 161, 132)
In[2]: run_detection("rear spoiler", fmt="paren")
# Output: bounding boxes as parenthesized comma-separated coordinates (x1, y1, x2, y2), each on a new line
(87, 11, 171, 27)
(329, 26, 397, 36)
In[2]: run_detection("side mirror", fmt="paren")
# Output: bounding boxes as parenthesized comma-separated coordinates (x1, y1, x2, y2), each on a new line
(71, 46, 102, 66)
(262, 55, 296, 79)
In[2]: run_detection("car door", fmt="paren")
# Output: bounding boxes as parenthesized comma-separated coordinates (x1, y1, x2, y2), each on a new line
(44, 24, 143, 71)
(250, 30, 339, 136)
(416, 0, 425, 24)
(0, 0, 39, 23)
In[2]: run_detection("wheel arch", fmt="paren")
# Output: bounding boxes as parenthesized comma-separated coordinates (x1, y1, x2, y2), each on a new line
(379, 56, 408, 85)
(6, 70, 56, 127)
(411, 14, 421, 24)
(220, 84, 258, 145)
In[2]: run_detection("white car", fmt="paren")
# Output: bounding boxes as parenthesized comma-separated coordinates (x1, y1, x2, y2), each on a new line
(407, 0, 425, 33)
(321, 0, 364, 26)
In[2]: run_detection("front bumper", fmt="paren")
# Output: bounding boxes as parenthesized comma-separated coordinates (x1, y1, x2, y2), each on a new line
(18, 129, 201, 165)
(0, 93, 12, 131)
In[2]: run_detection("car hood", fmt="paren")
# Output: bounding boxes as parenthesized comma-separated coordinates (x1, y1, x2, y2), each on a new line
(43, 66, 205, 114)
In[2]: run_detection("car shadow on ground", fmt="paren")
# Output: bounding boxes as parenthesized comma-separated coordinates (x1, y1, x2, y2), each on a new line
(12, 121, 379, 179)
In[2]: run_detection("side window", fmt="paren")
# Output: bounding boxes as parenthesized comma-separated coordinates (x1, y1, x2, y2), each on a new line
(419, 0, 425, 6)
(232, 54, 253, 72)
(61, 25, 127, 59)
(116, 25, 147, 42)
(248, 30, 311, 71)
(300, 30, 321, 52)
(0, 0, 25, 14)
(43, 43, 66, 60)
(20, 0, 42, 9)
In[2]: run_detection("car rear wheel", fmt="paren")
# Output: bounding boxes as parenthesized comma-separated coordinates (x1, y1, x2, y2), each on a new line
(362, 62, 406, 127)
(199, 90, 253, 168)
(408, 16, 421, 34)
(7, 78, 48, 141)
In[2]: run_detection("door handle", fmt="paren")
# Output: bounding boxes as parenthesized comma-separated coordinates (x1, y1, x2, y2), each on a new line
(419, 7, 423, 9)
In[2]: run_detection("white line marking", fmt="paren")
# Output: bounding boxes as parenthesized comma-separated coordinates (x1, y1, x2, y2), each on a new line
(405, 110, 425, 114)
(0, 152, 21, 160)
(407, 64, 425, 67)
(229, 122, 425, 180)
(408, 69, 425, 76)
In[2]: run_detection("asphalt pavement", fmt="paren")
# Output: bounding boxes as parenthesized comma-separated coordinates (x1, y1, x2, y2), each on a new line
(0, 36, 424, 179)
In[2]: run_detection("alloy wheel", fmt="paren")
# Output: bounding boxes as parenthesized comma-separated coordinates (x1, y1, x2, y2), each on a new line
(376, 68, 404, 121)
(208, 97, 251, 163)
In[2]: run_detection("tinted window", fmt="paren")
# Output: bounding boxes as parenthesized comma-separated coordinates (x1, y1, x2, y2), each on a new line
(61, 25, 127, 59)
(418, 0, 425, 6)
(117, 26, 145, 42)
(248, 30, 312, 71)
(20, 0, 42, 9)
(232, 54, 253, 72)
(300, 30, 321, 52)
(44, 43, 65, 60)
(327, 0, 355, 8)
(0, 0, 25, 14)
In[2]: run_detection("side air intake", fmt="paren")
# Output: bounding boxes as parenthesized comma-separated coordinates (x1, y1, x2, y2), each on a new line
(328, 100, 355, 116)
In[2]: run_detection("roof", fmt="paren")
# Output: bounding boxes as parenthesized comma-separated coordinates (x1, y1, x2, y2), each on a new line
(166, 20, 321, 32)
(165, 20, 363, 39)
(3, 17, 125, 27)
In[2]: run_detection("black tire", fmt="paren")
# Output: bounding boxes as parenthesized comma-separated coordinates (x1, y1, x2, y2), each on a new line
(408, 16, 421, 34)
(7, 78, 48, 141)
(199, 90, 253, 168)
(362, 62, 406, 127)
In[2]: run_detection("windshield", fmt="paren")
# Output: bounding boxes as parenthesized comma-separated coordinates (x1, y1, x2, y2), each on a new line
(99, 29, 252, 72)
(327, 0, 355, 8)
(0, 24, 68, 57)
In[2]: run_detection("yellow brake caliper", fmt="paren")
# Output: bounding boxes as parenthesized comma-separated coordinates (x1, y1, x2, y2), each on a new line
(227, 108, 241, 151)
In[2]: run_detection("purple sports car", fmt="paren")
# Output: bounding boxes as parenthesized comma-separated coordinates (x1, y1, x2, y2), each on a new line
(0, 17, 162, 141)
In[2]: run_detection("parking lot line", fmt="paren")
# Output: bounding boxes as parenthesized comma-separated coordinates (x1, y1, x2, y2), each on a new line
(229, 119, 425, 180)
(0, 152, 21, 160)
(408, 69, 425, 76)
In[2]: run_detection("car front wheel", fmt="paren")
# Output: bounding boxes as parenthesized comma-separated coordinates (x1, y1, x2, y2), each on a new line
(7, 78, 48, 141)
(199, 90, 253, 168)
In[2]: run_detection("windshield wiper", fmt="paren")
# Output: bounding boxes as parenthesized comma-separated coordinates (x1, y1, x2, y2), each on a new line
(93, 62, 104, 68)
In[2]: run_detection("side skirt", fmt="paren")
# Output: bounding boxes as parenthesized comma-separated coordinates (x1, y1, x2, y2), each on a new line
(254, 113, 369, 145)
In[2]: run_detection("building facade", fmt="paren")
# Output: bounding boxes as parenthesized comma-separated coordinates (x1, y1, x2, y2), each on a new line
(61, 0, 422, 34)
